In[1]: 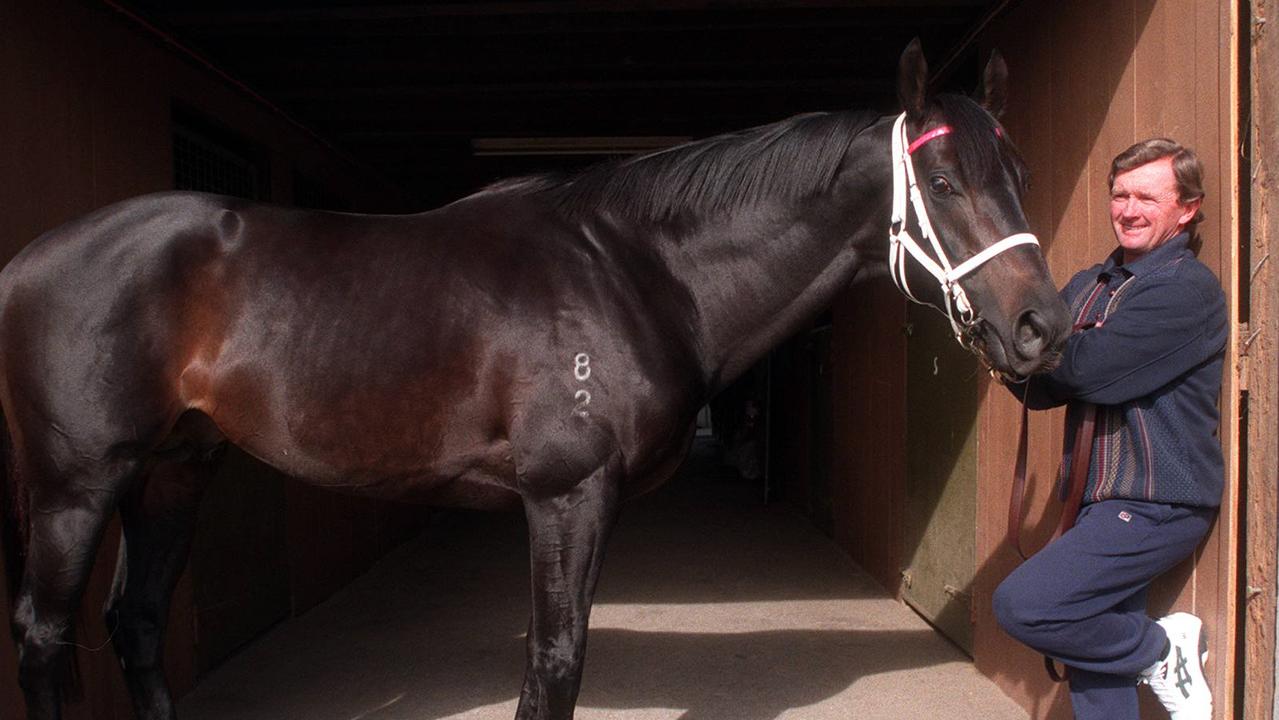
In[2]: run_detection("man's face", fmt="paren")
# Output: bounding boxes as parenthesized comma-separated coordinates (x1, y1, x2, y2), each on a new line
(1109, 157, 1200, 263)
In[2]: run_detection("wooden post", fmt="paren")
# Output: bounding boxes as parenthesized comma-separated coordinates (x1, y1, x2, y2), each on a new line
(1245, 0, 1279, 716)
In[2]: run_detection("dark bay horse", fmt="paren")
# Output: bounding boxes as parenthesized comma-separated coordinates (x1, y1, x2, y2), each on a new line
(0, 41, 1069, 719)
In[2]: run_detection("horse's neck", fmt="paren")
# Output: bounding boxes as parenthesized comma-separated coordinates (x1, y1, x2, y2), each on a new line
(671, 122, 894, 395)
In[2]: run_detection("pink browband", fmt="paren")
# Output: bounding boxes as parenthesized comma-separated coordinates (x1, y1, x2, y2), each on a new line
(907, 126, 953, 154)
(907, 124, 1005, 154)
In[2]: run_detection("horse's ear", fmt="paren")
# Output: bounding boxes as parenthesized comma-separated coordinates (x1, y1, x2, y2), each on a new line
(897, 38, 928, 120)
(975, 49, 1009, 119)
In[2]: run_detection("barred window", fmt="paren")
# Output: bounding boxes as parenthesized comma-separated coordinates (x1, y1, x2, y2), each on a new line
(172, 107, 267, 200)
(292, 172, 348, 212)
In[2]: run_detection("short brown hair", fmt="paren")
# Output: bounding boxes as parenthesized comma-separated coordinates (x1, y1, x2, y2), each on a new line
(1109, 138, 1206, 231)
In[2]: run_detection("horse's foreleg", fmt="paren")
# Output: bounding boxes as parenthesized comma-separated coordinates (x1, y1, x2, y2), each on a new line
(515, 459, 622, 720)
(10, 456, 132, 720)
(104, 453, 218, 720)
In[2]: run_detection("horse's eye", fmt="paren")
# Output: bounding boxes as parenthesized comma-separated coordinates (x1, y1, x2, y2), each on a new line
(929, 176, 953, 195)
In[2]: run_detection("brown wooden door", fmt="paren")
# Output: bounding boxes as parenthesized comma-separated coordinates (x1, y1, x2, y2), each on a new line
(902, 303, 980, 653)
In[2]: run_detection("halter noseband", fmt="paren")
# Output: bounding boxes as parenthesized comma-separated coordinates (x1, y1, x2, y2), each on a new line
(888, 113, 1039, 347)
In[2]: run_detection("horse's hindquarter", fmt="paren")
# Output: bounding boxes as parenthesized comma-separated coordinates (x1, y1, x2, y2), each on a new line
(0, 193, 251, 463)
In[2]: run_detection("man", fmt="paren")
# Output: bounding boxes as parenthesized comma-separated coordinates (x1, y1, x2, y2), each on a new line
(994, 138, 1226, 720)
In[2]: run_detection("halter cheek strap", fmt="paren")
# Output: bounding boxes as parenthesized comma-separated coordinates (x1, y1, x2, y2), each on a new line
(888, 112, 1041, 346)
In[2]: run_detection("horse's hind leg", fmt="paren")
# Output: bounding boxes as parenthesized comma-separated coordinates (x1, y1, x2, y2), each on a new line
(515, 459, 622, 720)
(104, 452, 218, 720)
(10, 451, 136, 720)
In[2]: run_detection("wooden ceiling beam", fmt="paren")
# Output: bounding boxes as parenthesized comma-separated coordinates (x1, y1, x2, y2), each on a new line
(238, 51, 899, 92)
(307, 92, 895, 139)
(150, 1, 993, 27)
(271, 76, 891, 103)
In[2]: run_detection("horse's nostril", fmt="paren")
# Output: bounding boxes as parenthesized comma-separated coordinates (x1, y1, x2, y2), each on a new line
(1014, 310, 1047, 358)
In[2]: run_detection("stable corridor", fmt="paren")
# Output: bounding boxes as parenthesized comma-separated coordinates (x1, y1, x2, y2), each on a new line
(178, 442, 1027, 719)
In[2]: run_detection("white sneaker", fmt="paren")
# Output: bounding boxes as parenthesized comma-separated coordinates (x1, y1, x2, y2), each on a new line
(1141, 612, 1212, 719)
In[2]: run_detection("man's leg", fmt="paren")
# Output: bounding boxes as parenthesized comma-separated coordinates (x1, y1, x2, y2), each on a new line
(1069, 669, 1143, 719)
(1066, 581, 1148, 720)
(993, 500, 1213, 719)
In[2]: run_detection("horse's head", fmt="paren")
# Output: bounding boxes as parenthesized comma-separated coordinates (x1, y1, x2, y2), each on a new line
(887, 39, 1070, 380)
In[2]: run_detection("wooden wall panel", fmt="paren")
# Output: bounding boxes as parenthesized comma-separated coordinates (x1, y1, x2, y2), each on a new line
(828, 279, 907, 594)
(977, 0, 1239, 718)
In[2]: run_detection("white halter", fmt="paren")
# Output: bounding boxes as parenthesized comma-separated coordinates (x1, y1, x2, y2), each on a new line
(887, 112, 1040, 345)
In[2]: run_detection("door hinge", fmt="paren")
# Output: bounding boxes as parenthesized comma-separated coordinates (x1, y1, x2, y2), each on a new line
(1237, 321, 1253, 392)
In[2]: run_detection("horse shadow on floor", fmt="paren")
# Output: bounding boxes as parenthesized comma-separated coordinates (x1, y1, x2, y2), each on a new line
(178, 444, 986, 720)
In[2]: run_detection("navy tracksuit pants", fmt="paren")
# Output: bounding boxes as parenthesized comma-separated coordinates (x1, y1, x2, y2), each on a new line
(993, 499, 1215, 719)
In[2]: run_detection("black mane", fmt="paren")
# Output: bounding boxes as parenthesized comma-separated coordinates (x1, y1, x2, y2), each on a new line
(491, 109, 880, 223)
(486, 94, 1009, 224)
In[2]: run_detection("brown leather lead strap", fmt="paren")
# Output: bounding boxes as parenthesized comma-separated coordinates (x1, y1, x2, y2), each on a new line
(1007, 394, 1098, 559)
(1006, 399, 1097, 683)
(1042, 402, 1095, 685)
(1057, 402, 1097, 537)
(1006, 400, 1033, 560)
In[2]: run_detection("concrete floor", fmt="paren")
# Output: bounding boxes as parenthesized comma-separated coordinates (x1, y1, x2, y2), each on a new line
(178, 441, 1028, 720)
